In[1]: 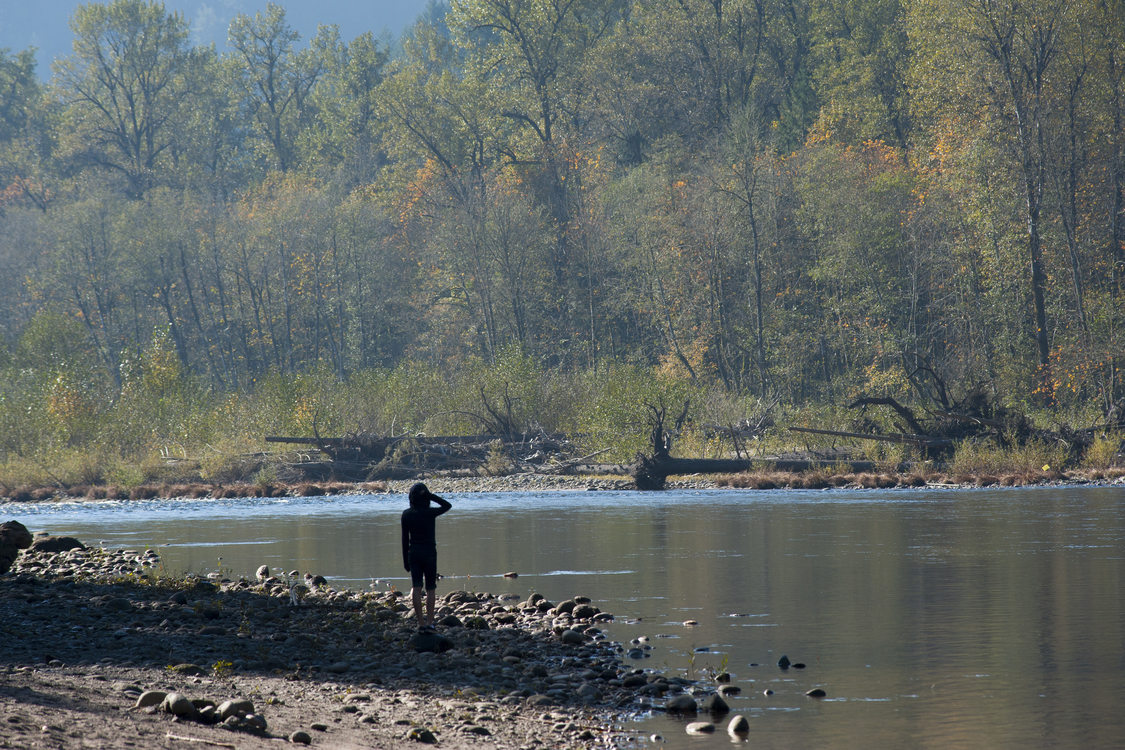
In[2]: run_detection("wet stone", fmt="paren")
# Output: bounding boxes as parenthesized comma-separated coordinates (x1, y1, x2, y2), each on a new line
(727, 714, 750, 735)
(665, 694, 698, 714)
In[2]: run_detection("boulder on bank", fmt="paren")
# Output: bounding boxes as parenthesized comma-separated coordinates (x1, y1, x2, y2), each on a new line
(0, 520, 34, 574)
(29, 535, 85, 553)
(410, 630, 453, 653)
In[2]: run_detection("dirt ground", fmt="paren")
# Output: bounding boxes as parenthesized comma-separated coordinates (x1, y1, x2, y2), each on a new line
(1, 663, 632, 749)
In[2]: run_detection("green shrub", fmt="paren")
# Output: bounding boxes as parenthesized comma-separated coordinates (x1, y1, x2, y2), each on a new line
(1082, 432, 1123, 470)
(949, 436, 1069, 477)
(197, 436, 264, 483)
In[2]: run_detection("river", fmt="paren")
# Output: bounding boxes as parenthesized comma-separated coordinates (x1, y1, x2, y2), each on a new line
(4, 485, 1124, 748)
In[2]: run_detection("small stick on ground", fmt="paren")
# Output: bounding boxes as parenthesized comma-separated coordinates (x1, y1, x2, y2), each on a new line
(164, 734, 238, 749)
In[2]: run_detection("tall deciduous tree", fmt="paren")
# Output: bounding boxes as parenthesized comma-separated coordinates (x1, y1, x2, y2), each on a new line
(809, 0, 910, 145)
(447, 0, 621, 348)
(228, 3, 323, 172)
(909, 0, 1070, 378)
(56, 0, 197, 198)
(305, 30, 388, 179)
(0, 47, 53, 212)
(0, 49, 38, 145)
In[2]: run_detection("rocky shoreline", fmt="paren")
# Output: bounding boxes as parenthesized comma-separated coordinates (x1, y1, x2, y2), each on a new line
(4, 464, 1125, 505)
(1, 530, 742, 749)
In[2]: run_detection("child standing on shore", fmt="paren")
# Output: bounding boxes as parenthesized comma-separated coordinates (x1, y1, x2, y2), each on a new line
(401, 482, 452, 628)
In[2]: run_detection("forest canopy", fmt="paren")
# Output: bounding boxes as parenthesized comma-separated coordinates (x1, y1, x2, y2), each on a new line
(0, 0, 1123, 479)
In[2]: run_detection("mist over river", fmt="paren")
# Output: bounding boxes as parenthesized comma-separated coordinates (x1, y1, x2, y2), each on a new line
(6, 485, 1124, 748)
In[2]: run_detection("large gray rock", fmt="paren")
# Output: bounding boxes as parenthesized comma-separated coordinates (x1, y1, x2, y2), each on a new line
(0, 521, 33, 574)
(665, 694, 698, 714)
(572, 603, 599, 619)
(161, 692, 197, 718)
(686, 722, 715, 734)
(410, 630, 453, 653)
(133, 690, 167, 709)
(29, 535, 85, 553)
(702, 693, 730, 715)
(727, 714, 750, 735)
(217, 699, 255, 720)
(560, 629, 586, 645)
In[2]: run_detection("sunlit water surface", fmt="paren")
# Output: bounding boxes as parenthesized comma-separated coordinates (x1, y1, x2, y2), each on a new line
(4, 485, 1124, 748)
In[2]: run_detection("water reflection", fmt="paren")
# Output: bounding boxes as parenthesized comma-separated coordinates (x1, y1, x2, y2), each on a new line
(5, 486, 1124, 748)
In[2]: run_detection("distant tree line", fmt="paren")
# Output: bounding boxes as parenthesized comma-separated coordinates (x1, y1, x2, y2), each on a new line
(1, 0, 1122, 430)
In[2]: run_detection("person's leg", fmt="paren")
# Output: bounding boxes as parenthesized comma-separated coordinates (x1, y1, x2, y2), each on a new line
(420, 550, 438, 626)
(408, 555, 426, 626)
(425, 588, 436, 625)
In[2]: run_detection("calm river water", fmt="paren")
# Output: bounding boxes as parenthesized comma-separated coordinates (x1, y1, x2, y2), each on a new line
(4, 485, 1124, 748)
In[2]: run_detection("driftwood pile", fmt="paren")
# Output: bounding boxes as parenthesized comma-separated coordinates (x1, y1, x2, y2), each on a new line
(265, 431, 598, 481)
(630, 393, 1122, 490)
(266, 390, 1122, 489)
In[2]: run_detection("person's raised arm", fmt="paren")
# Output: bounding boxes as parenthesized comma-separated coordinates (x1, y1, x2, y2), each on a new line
(431, 493, 452, 515)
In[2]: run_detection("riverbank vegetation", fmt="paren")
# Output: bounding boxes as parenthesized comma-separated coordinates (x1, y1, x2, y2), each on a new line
(2, 0, 1123, 494)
